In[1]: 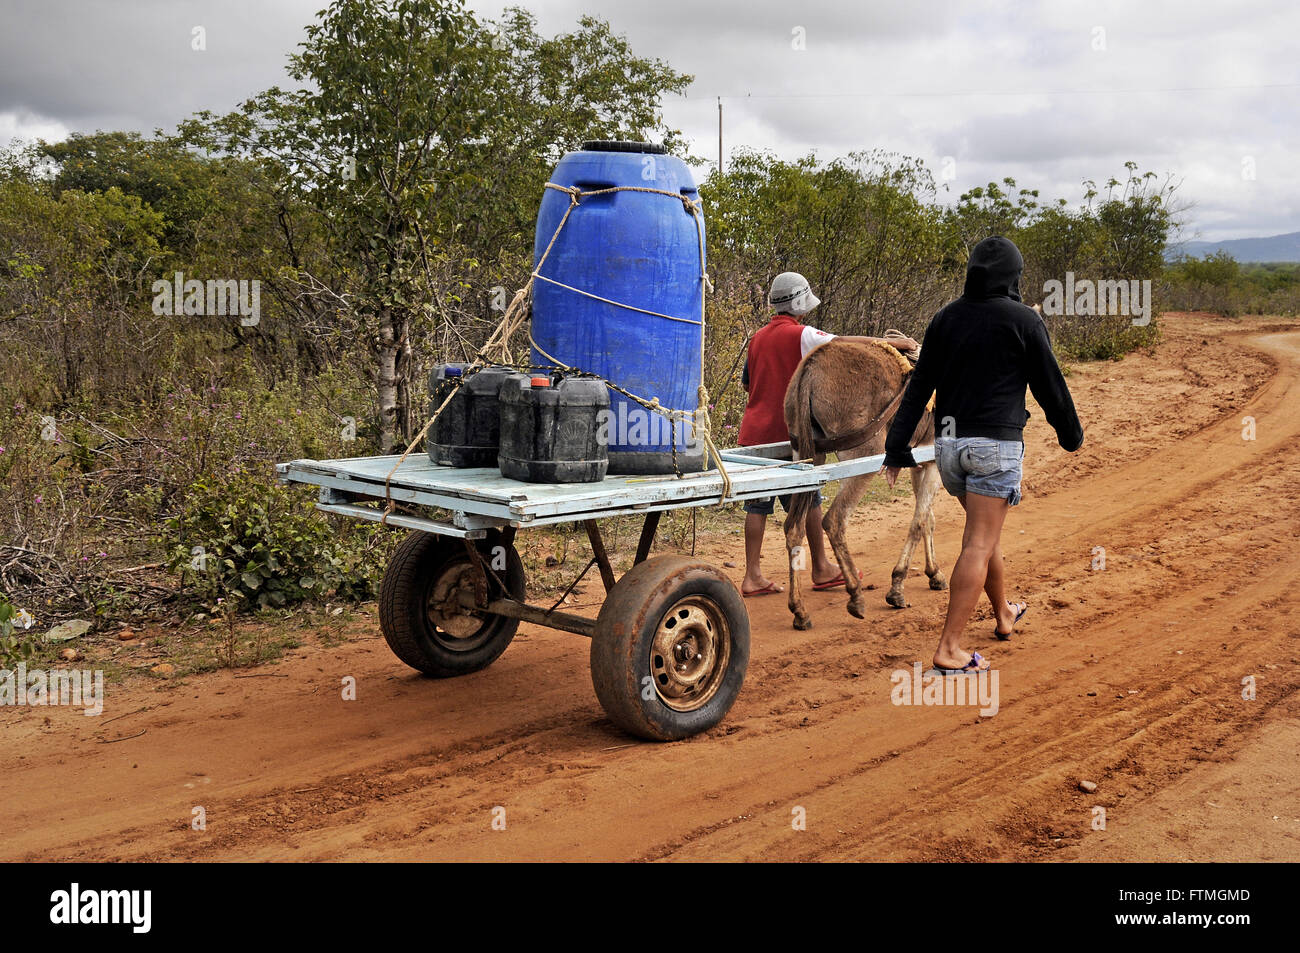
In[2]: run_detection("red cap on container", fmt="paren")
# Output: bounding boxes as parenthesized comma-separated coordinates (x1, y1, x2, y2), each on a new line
(530, 376, 551, 387)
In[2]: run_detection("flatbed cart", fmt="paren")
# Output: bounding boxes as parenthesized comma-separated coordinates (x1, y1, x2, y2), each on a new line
(276, 441, 936, 741)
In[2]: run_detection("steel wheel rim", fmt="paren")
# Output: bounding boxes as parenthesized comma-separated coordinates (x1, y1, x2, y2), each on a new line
(649, 595, 730, 712)
(424, 560, 492, 651)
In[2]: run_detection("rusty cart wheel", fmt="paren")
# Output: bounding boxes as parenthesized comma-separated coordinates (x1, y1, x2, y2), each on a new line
(590, 554, 750, 741)
(379, 529, 525, 677)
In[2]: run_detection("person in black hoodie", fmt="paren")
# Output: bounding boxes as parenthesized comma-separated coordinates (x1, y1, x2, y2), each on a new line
(883, 236, 1084, 675)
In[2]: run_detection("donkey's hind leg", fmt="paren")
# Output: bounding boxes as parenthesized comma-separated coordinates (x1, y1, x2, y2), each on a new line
(821, 471, 874, 619)
(887, 463, 944, 608)
(919, 462, 947, 591)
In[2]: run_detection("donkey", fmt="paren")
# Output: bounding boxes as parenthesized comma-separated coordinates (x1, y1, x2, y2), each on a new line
(780, 339, 945, 630)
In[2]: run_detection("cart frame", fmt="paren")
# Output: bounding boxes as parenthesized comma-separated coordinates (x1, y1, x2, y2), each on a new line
(277, 441, 935, 739)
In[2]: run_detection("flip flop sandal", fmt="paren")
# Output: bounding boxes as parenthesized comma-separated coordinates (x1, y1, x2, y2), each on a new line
(742, 582, 783, 598)
(812, 570, 863, 591)
(929, 651, 990, 676)
(994, 602, 1029, 640)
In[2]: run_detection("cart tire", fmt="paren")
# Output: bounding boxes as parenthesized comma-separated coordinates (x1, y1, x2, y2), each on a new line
(590, 555, 749, 741)
(379, 530, 525, 677)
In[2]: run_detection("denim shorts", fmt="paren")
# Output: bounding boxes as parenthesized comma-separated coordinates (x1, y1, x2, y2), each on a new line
(934, 437, 1024, 506)
(743, 489, 823, 515)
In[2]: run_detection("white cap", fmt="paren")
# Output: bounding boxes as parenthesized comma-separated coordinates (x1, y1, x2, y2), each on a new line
(769, 272, 820, 316)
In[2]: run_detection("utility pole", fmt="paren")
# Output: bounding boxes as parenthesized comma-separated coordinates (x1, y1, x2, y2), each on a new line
(717, 96, 723, 175)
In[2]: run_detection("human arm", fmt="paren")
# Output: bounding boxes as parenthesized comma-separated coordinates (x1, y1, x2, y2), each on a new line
(801, 326, 919, 358)
(1024, 320, 1084, 451)
(837, 334, 920, 352)
(881, 319, 940, 479)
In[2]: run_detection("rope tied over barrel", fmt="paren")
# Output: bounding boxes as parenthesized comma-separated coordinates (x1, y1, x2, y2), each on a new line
(379, 178, 732, 524)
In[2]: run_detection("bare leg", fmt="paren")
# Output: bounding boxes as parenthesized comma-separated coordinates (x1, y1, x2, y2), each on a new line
(742, 512, 781, 594)
(986, 541, 1026, 636)
(933, 492, 1009, 670)
(955, 496, 1023, 636)
(784, 498, 813, 630)
(804, 504, 840, 584)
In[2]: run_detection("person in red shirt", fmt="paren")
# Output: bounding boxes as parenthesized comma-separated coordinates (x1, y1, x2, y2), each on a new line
(738, 272, 917, 596)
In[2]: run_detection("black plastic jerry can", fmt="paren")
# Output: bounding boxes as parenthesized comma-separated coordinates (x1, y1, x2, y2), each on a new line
(498, 373, 609, 483)
(427, 364, 516, 468)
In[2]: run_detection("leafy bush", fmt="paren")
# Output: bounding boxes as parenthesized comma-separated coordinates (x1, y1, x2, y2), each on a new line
(1047, 311, 1161, 362)
(0, 592, 38, 669)
(164, 469, 389, 612)
(0, 356, 383, 623)
(702, 153, 1175, 380)
(1162, 255, 1300, 317)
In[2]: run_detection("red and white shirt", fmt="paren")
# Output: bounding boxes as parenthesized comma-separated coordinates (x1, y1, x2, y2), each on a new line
(738, 314, 835, 446)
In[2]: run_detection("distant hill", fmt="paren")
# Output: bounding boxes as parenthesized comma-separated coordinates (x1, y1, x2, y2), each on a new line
(1167, 231, 1300, 263)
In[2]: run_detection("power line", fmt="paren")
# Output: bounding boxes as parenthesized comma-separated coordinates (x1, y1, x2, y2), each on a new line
(713, 81, 1300, 100)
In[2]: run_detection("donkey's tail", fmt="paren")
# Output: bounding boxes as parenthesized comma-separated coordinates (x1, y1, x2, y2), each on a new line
(786, 355, 822, 465)
(784, 357, 824, 533)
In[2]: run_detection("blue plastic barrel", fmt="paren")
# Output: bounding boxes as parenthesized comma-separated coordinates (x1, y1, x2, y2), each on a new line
(531, 141, 706, 474)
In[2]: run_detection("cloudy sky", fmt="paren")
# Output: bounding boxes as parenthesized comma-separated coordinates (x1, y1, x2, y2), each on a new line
(1, 0, 1294, 241)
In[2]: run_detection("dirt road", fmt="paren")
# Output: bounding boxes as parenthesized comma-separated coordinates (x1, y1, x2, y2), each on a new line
(3, 312, 1298, 861)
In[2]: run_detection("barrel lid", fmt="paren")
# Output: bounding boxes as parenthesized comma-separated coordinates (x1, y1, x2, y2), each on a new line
(443, 366, 463, 378)
(530, 376, 551, 387)
(581, 140, 667, 155)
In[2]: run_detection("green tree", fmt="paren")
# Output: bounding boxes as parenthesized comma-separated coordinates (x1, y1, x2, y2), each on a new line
(951, 177, 1041, 253)
(1177, 250, 1240, 286)
(183, 0, 691, 450)
(703, 149, 958, 336)
(39, 132, 218, 256)
(1083, 162, 1178, 278)
(0, 177, 164, 401)
(1015, 200, 1098, 306)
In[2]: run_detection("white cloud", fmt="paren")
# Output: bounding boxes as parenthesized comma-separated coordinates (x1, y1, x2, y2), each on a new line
(0, 0, 1293, 241)
(0, 110, 71, 147)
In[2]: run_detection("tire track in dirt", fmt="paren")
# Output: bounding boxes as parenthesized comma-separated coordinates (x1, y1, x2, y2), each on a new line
(635, 320, 1300, 861)
(1, 314, 1296, 861)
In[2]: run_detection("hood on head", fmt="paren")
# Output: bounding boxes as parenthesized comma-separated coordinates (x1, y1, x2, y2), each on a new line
(963, 236, 1024, 301)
